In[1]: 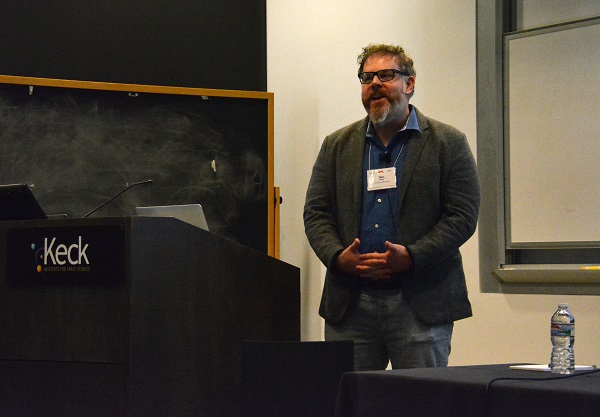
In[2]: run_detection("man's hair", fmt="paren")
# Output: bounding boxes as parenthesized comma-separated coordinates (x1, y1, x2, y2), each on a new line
(357, 44, 416, 77)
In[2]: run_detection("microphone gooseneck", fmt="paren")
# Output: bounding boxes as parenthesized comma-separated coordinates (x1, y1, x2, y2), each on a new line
(82, 179, 153, 218)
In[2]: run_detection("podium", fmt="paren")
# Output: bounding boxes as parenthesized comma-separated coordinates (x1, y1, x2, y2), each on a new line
(0, 217, 300, 417)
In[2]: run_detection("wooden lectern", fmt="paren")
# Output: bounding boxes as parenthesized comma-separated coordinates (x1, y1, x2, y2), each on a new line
(0, 217, 300, 417)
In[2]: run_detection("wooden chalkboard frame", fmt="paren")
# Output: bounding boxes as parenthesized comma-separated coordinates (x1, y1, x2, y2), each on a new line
(0, 75, 277, 257)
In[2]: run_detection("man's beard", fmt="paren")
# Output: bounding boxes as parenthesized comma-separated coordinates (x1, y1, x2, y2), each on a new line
(365, 95, 409, 126)
(366, 96, 406, 126)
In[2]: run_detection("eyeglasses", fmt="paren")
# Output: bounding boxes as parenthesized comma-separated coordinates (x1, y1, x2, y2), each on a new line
(357, 69, 408, 84)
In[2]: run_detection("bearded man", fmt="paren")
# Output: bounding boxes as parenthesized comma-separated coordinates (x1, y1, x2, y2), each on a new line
(303, 44, 481, 371)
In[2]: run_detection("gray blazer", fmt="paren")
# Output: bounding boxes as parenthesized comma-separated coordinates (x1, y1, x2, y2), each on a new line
(304, 107, 480, 326)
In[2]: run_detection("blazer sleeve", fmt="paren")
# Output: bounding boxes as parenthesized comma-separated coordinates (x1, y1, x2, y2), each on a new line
(303, 119, 366, 278)
(403, 123, 481, 273)
(304, 136, 345, 273)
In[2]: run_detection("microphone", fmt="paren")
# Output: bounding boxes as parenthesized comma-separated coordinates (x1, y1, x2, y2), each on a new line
(82, 179, 153, 218)
(380, 152, 392, 165)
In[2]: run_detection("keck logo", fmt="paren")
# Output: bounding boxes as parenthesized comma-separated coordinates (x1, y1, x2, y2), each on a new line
(7, 224, 123, 286)
(32, 236, 91, 273)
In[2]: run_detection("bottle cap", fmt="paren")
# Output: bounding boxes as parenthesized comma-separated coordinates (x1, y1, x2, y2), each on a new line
(558, 303, 568, 308)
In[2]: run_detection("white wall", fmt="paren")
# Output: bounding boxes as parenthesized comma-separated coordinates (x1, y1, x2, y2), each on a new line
(267, 0, 600, 367)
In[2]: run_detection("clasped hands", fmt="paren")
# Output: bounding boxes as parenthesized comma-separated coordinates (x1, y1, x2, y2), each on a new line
(336, 238, 413, 281)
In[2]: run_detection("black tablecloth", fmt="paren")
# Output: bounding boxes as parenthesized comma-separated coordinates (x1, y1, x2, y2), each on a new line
(335, 364, 600, 417)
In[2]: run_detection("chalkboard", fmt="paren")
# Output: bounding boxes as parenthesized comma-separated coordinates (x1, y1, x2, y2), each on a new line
(0, 77, 274, 255)
(506, 18, 600, 246)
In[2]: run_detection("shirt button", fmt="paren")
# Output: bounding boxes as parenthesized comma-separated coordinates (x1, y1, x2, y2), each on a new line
(375, 224, 379, 229)
(377, 198, 382, 203)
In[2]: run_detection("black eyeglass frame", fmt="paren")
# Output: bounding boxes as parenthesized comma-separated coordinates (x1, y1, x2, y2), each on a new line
(357, 69, 410, 84)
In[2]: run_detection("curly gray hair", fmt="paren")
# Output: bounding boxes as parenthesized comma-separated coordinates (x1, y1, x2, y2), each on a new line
(357, 44, 416, 77)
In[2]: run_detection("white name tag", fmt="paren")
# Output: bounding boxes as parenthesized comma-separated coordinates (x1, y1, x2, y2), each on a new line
(367, 167, 397, 191)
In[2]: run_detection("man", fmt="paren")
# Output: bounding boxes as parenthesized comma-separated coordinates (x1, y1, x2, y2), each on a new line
(303, 44, 480, 371)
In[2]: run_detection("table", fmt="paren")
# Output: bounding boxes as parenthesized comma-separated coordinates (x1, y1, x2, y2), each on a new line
(335, 364, 600, 417)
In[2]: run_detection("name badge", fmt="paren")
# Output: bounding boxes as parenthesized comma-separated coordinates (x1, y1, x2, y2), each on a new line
(367, 167, 397, 191)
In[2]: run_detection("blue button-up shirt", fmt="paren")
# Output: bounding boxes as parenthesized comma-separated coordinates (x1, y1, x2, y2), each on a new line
(359, 105, 420, 254)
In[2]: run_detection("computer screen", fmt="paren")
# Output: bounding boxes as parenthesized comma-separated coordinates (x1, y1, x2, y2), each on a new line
(0, 183, 47, 221)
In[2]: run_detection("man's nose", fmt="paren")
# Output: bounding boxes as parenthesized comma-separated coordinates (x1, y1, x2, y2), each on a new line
(371, 73, 384, 84)
(369, 78, 383, 90)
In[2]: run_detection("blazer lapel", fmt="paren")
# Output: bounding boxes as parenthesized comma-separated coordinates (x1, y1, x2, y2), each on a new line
(397, 109, 429, 205)
(340, 118, 368, 233)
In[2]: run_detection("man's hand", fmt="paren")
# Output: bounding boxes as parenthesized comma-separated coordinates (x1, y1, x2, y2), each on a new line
(335, 238, 363, 275)
(356, 241, 413, 280)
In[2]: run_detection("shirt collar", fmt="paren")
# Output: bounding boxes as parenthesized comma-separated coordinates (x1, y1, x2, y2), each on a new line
(366, 104, 420, 140)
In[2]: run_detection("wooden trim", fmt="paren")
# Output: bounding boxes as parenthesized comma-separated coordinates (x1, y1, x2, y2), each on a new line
(274, 187, 281, 259)
(267, 94, 275, 257)
(0, 75, 272, 100)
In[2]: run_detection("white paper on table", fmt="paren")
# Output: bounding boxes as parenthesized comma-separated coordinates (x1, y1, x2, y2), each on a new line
(509, 364, 597, 372)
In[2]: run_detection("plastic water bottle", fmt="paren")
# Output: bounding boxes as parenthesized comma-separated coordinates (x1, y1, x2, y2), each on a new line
(549, 303, 575, 374)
